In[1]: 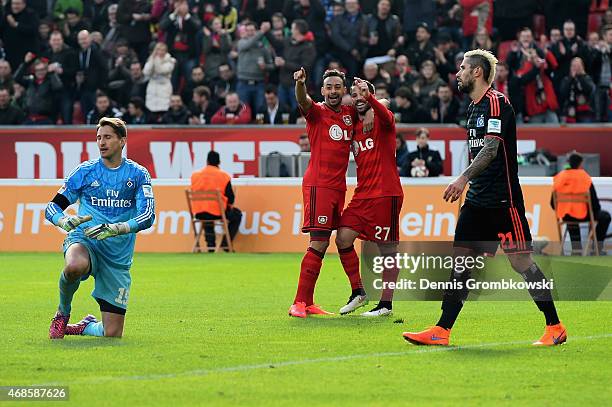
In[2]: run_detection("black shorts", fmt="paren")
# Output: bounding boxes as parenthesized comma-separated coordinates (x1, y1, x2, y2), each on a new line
(454, 202, 533, 255)
(95, 297, 127, 315)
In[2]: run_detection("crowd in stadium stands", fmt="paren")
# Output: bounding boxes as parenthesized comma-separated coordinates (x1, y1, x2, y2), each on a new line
(0, 0, 610, 126)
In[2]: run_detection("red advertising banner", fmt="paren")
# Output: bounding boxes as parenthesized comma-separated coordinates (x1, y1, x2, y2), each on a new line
(0, 125, 610, 178)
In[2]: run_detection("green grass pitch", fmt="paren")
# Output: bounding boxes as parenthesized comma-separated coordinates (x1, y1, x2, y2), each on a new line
(1, 252, 611, 406)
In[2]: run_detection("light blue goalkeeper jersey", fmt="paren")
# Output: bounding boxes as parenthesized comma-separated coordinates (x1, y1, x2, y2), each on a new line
(45, 158, 155, 268)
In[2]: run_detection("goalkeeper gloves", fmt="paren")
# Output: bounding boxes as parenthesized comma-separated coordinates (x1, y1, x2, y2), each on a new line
(56, 214, 92, 232)
(84, 222, 131, 241)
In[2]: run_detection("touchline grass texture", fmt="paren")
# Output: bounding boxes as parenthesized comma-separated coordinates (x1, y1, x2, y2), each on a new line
(1, 253, 611, 406)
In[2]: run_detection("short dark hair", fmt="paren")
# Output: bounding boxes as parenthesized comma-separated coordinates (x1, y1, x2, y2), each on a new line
(192, 65, 204, 73)
(436, 83, 451, 92)
(207, 150, 220, 166)
(395, 86, 412, 100)
(292, 19, 309, 35)
(264, 84, 278, 95)
(98, 117, 127, 138)
(322, 69, 346, 86)
(65, 7, 80, 16)
(129, 96, 145, 111)
(568, 153, 583, 169)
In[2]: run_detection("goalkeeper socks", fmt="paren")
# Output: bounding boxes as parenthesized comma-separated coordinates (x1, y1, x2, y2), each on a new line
(294, 247, 324, 306)
(520, 263, 560, 326)
(437, 300, 463, 330)
(83, 322, 105, 337)
(58, 272, 80, 315)
(338, 245, 363, 290)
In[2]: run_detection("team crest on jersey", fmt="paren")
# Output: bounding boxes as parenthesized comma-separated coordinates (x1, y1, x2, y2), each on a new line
(318, 215, 328, 225)
(476, 115, 485, 127)
(126, 179, 134, 188)
(342, 115, 352, 126)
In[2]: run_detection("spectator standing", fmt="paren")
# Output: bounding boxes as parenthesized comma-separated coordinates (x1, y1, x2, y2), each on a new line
(328, 0, 365, 80)
(591, 26, 612, 122)
(143, 42, 176, 119)
(553, 20, 589, 81)
(181, 65, 209, 106)
(401, 127, 443, 177)
(406, 23, 436, 71)
(459, 0, 493, 48)
(560, 57, 596, 123)
(43, 30, 79, 124)
(117, 0, 152, 64)
(53, 0, 83, 21)
(507, 27, 560, 123)
(83, 0, 111, 33)
(159, 0, 201, 89)
(0, 87, 25, 124)
(14, 53, 62, 124)
(101, 3, 120, 55)
(200, 17, 232, 80)
(236, 21, 273, 117)
(265, 19, 316, 111)
(361, 0, 403, 59)
(2, 0, 40, 71)
(211, 92, 252, 124)
(76, 30, 107, 117)
(61, 8, 89, 49)
(403, 0, 436, 41)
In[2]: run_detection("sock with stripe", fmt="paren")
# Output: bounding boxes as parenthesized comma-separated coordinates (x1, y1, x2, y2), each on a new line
(520, 263, 560, 325)
(338, 245, 363, 291)
(58, 271, 80, 315)
(294, 247, 324, 306)
(83, 322, 105, 337)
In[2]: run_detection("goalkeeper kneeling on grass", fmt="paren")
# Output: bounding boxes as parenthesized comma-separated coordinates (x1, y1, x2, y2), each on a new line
(45, 117, 155, 339)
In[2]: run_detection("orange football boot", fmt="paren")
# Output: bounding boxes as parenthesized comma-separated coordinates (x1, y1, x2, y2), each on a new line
(289, 302, 307, 318)
(305, 304, 334, 315)
(533, 322, 567, 346)
(402, 326, 451, 346)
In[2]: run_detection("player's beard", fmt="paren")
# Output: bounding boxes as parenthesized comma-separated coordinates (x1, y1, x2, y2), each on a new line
(458, 76, 475, 94)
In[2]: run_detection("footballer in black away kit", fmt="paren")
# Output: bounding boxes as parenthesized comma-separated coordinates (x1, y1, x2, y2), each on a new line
(402, 49, 567, 347)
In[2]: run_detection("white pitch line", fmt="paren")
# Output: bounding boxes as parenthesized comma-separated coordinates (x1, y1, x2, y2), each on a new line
(36, 333, 612, 386)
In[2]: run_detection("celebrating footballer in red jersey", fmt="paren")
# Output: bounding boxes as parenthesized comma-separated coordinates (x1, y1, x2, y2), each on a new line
(336, 79, 403, 317)
(289, 67, 365, 318)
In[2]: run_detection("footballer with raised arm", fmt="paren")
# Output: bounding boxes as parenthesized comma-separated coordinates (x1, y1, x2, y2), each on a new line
(289, 67, 370, 318)
(45, 117, 155, 339)
(336, 78, 403, 317)
(402, 50, 566, 346)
